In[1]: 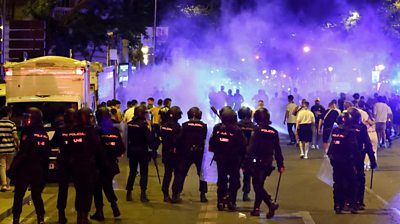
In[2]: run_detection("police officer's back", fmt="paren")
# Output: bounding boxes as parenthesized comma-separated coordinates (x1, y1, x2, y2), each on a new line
(171, 107, 208, 203)
(160, 106, 182, 202)
(237, 106, 255, 201)
(244, 109, 283, 219)
(209, 106, 246, 211)
(10, 107, 51, 224)
(126, 105, 156, 202)
(327, 112, 361, 214)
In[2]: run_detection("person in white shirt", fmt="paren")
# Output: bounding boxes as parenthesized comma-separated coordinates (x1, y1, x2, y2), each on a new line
(374, 96, 392, 148)
(284, 95, 297, 145)
(295, 101, 315, 159)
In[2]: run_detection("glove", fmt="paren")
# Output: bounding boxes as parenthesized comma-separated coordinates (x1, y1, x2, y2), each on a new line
(370, 161, 377, 170)
(278, 166, 285, 173)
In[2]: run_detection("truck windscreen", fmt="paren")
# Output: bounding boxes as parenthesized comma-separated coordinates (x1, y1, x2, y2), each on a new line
(9, 102, 78, 128)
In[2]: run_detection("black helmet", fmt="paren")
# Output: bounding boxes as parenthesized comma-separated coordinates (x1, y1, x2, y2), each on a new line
(348, 108, 361, 125)
(168, 106, 182, 120)
(23, 107, 43, 127)
(253, 108, 271, 125)
(220, 107, 237, 125)
(64, 108, 78, 127)
(134, 105, 147, 119)
(187, 107, 202, 120)
(238, 107, 252, 120)
(78, 107, 94, 126)
(95, 107, 111, 125)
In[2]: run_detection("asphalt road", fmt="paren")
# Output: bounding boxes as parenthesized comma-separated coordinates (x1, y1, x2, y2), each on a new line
(3, 137, 400, 224)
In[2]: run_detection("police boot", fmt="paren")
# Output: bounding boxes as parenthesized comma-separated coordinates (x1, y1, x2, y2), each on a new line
(12, 214, 20, 224)
(90, 208, 104, 221)
(140, 191, 150, 203)
(243, 193, 251, 201)
(163, 193, 171, 202)
(77, 212, 90, 224)
(37, 214, 45, 224)
(266, 201, 279, 219)
(250, 208, 260, 216)
(111, 202, 121, 218)
(227, 202, 237, 211)
(58, 210, 67, 224)
(171, 193, 182, 203)
(200, 193, 208, 203)
(217, 203, 224, 211)
(126, 191, 133, 201)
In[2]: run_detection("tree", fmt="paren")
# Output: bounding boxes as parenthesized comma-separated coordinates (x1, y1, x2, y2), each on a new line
(24, 0, 153, 61)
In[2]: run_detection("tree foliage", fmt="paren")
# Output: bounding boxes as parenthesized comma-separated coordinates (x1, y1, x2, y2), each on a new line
(24, 0, 153, 61)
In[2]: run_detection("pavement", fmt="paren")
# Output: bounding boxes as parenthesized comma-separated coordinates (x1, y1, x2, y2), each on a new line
(1, 134, 400, 224)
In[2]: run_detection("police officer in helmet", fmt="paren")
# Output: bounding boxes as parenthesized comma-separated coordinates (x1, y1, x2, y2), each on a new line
(171, 107, 208, 203)
(75, 107, 108, 223)
(90, 107, 125, 221)
(328, 111, 362, 214)
(243, 108, 284, 219)
(51, 108, 78, 224)
(237, 106, 255, 201)
(160, 106, 182, 202)
(10, 107, 51, 224)
(348, 108, 377, 210)
(126, 105, 157, 202)
(209, 106, 246, 211)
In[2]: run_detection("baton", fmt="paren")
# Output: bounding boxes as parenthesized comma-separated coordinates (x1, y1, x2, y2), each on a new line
(274, 172, 282, 203)
(211, 106, 222, 120)
(152, 157, 161, 184)
(370, 169, 374, 189)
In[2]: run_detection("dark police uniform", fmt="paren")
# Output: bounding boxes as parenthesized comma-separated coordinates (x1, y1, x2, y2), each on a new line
(92, 123, 125, 218)
(51, 120, 76, 223)
(352, 122, 376, 209)
(245, 123, 284, 218)
(172, 119, 208, 201)
(160, 119, 181, 200)
(209, 121, 246, 210)
(238, 119, 255, 201)
(126, 116, 156, 200)
(11, 125, 51, 223)
(328, 125, 360, 213)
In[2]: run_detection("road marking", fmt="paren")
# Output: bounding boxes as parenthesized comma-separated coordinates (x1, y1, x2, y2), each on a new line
(295, 211, 316, 224)
(366, 188, 389, 205)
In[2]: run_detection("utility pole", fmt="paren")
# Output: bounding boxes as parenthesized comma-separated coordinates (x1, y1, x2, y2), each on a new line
(152, 0, 157, 65)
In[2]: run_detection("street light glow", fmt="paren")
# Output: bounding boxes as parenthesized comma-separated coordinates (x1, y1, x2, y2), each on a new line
(356, 77, 362, 82)
(328, 66, 334, 72)
(303, 45, 311, 53)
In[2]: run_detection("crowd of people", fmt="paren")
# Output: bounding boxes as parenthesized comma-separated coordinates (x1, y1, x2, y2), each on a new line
(0, 88, 398, 223)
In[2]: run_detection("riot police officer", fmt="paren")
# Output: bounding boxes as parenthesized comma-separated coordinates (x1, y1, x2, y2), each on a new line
(243, 109, 284, 219)
(51, 108, 78, 224)
(348, 108, 377, 210)
(171, 107, 208, 203)
(126, 105, 157, 202)
(90, 107, 125, 221)
(10, 107, 51, 224)
(75, 108, 108, 224)
(328, 112, 361, 214)
(160, 106, 182, 202)
(209, 106, 246, 211)
(237, 106, 255, 201)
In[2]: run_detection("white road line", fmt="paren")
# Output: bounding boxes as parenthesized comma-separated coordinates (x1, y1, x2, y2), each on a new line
(365, 188, 389, 205)
(296, 211, 316, 224)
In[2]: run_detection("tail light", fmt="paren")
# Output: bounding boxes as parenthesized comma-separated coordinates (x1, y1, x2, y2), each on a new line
(5, 68, 12, 76)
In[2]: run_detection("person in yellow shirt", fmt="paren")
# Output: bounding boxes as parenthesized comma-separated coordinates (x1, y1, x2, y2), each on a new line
(150, 99, 163, 139)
